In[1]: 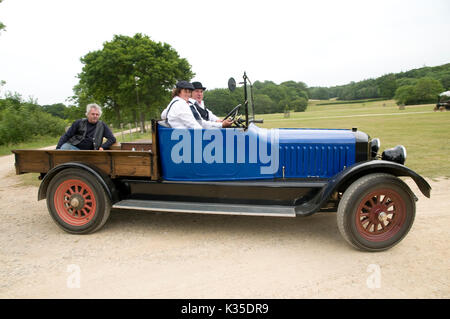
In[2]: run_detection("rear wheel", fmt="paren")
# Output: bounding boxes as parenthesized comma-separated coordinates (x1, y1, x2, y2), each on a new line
(337, 173, 415, 251)
(46, 168, 111, 234)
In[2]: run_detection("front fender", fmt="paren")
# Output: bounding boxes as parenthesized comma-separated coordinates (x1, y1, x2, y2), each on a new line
(295, 160, 431, 216)
(331, 160, 431, 198)
(38, 162, 119, 202)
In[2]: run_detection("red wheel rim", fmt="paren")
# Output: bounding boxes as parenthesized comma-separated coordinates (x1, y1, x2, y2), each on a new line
(54, 179, 97, 226)
(355, 189, 406, 242)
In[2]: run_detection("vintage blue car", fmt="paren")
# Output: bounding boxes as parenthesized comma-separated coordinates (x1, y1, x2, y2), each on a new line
(13, 73, 431, 251)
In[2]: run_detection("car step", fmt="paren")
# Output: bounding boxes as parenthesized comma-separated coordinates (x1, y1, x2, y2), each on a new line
(112, 199, 296, 217)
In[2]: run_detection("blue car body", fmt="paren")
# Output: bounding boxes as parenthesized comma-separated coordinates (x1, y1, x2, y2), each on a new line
(158, 123, 360, 181)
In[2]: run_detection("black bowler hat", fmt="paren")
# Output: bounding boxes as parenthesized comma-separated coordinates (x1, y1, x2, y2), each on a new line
(176, 81, 195, 90)
(192, 81, 206, 91)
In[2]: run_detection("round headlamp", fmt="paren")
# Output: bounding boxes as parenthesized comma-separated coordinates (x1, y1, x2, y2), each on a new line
(381, 145, 407, 165)
(370, 138, 380, 158)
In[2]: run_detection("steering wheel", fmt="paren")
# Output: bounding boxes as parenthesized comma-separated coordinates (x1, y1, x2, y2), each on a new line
(223, 104, 241, 122)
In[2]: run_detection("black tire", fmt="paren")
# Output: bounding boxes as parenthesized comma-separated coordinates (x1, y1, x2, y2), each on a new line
(337, 173, 415, 252)
(46, 168, 111, 234)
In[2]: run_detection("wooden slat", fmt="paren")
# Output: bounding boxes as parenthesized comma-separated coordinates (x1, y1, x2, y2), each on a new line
(120, 141, 152, 151)
(52, 153, 110, 173)
(151, 120, 160, 180)
(112, 153, 152, 177)
(12, 150, 50, 174)
(11, 149, 157, 178)
(110, 142, 121, 150)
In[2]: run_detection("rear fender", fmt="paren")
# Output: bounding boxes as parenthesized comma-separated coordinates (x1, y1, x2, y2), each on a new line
(38, 162, 119, 202)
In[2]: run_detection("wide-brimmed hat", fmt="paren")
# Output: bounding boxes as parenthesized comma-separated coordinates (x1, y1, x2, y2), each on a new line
(192, 81, 206, 91)
(176, 81, 195, 90)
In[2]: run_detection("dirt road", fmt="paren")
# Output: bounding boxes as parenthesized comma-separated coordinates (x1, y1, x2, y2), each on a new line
(0, 152, 449, 298)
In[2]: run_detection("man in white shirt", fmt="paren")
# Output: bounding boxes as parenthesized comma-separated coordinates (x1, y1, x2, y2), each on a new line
(161, 81, 232, 129)
(161, 81, 203, 129)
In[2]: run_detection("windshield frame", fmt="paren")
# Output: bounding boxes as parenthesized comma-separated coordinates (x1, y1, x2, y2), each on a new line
(243, 72, 255, 128)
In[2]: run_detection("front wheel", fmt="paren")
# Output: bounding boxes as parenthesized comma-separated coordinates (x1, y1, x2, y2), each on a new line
(46, 168, 111, 234)
(337, 173, 416, 251)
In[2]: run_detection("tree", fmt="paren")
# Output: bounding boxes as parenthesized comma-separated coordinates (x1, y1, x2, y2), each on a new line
(0, 0, 5, 34)
(42, 103, 67, 119)
(280, 80, 308, 94)
(309, 87, 330, 100)
(394, 77, 444, 105)
(75, 33, 194, 130)
(204, 88, 241, 116)
(377, 74, 397, 99)
(396, 78, 417, 87)
(0, 1, 5, 88)
(394, 85, 415, 105)
(64, 104, 85, 123)
(258, 83, 286, 105)
(0, 96, 66, 145)
(205, 79, 309, 115)
(0, 80, 5, 95)
(291, 97, 308, 112)
(439, 71, 450, 90)
(254, 94, 275, 114)
(413, 77, 444, 103)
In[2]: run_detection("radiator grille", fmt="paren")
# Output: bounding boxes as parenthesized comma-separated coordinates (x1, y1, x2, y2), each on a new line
(279, 145, 353, 178)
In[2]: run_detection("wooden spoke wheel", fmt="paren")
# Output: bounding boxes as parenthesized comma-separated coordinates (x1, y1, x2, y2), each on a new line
(53, 179, 97, 227)
(355, 189, 406, 242)
(337, 173, 415, 251)
(47, 168, 111, 234)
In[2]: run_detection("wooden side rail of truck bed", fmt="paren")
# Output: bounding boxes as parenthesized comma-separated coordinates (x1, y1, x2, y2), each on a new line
(12, 120, 161, 179)
(12, 149, 159, 179)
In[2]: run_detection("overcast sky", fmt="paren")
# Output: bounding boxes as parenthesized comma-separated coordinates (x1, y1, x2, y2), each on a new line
(0, 0, 449, 105)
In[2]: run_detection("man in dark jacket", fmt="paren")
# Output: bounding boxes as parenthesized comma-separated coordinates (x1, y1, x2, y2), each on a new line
(56, 103, 116, 150)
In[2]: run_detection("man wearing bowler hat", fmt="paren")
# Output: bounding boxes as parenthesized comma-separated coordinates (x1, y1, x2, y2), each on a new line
(161, 81, 202, 129)
(190, 81, 232, 128)
(161, 81, 233, 129)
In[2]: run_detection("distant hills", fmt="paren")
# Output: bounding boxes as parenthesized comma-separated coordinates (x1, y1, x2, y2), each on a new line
(308, 63, 450, 101)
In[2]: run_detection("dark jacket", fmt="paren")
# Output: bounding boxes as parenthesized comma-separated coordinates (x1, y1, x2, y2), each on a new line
(56, 119, 116, 150)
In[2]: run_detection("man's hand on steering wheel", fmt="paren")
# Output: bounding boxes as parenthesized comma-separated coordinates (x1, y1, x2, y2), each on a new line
(221, 119, 233, 128)
(222, 103, 244, 128)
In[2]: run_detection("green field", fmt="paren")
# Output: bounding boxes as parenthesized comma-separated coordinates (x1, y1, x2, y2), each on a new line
(0, 136, 60, 156)
(258, 100, 450, 178)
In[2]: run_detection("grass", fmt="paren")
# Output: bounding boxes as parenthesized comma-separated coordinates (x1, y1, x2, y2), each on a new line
(258, 100, 450, 178)
(0, 136, 60, 156)
(113, 129, 153, 143)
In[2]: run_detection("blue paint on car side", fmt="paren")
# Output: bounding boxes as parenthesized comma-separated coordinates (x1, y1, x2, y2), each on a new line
(158, 123, 356, 181)
(276, 127, 356, 178)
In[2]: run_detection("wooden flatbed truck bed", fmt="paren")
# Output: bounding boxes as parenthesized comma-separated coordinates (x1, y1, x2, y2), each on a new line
(12, 121, 160, 179)
(12, 149, 158, 179)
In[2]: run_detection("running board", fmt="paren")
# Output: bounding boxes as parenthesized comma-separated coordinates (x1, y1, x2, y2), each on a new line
(112, 199, 296, 217)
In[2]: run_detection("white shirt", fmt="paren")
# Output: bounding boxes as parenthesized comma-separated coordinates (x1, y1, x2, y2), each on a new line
(161, 96, 202, 129)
